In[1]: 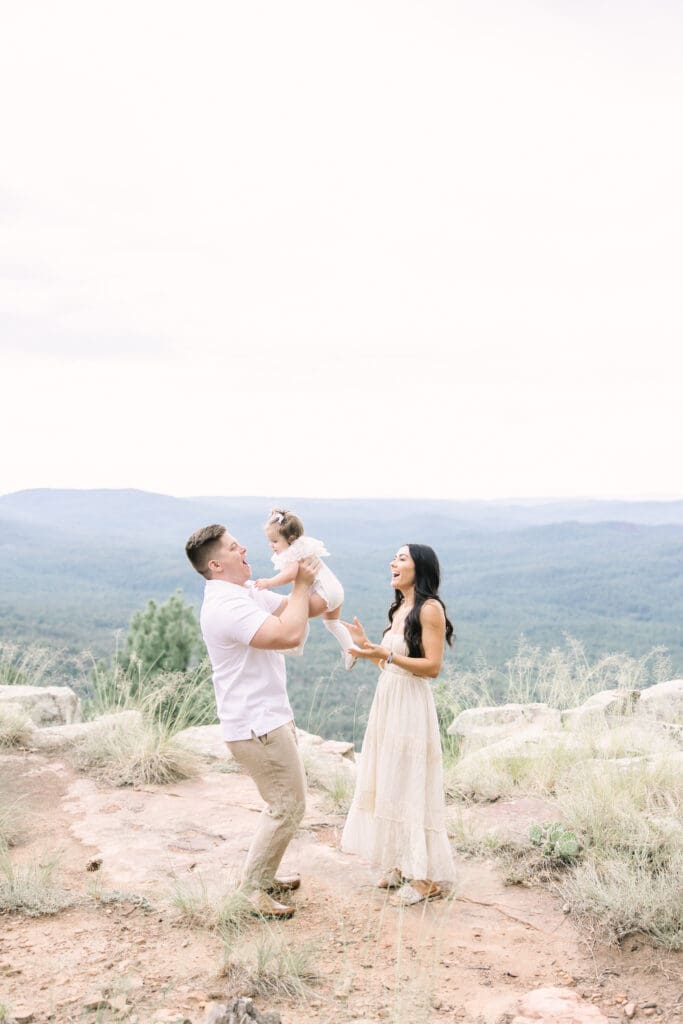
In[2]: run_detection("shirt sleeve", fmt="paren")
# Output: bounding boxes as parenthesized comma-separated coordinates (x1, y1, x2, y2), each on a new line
(249, 584, 282, 614)
(207, 594, 271, 646)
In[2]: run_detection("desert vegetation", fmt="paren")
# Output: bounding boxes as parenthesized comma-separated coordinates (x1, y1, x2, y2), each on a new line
(437, 640, 683, 950)
(1, 630, 682, 1023)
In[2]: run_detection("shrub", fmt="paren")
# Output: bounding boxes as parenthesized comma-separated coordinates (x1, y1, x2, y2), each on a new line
(71, 715, 201, 787)
(0, 847, 73, 917)
(0, 705, 34, 749)
(561, 852, 683, 950)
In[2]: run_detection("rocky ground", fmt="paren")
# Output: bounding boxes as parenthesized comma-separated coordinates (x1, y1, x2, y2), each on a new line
(1, 749, 681, 1024)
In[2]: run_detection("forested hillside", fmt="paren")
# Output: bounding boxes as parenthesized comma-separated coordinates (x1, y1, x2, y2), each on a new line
(1, 489, 682, 738)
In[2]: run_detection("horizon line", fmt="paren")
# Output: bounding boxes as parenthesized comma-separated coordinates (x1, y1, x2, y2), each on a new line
(2, 486, 683, 505)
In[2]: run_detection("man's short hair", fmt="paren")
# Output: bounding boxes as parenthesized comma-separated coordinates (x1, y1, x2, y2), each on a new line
(185, 524, 226, 578)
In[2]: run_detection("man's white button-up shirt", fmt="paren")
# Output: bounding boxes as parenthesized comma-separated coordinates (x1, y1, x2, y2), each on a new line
(200, 579, 293, 742)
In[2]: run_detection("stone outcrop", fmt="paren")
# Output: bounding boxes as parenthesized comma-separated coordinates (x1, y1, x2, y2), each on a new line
(638, 678, 683, 723)
(561, 688, 640, 730)
(448, 703, 561, 746)
(512, 986, 609, 1024)
(0, 684, 82, 726)
(173, 723, 358, 788)
(174, 724, 233, 761)
(297, 727, 357, 788)
(449, 729, 580, 801)
(31, 710, 143, 751)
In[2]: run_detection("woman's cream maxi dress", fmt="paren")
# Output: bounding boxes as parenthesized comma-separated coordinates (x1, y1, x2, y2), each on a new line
(341, 631, 456, 882)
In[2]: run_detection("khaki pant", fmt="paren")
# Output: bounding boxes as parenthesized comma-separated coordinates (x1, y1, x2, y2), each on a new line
(227, 720, 307, 890)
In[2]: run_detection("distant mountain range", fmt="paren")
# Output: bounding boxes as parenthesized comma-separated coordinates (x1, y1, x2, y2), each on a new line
(2, 488, 682, 739)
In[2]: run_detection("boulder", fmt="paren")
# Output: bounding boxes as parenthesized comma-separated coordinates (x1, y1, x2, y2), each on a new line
(449, 729, 580, 801)
(0, 684, 82, 726)
(638, 678, 683, 723)
(512, 987, 609, 1024)
(319, 738, 356, 760)
(561, 689, 640, 731)
(297, 727, 357, 788)
(448, 703, 561, 747)
(174, 724, 233, 761)
(32, 710, 143, 751)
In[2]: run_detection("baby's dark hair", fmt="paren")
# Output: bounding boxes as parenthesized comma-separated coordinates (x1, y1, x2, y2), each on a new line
(266, 508, 304, 544)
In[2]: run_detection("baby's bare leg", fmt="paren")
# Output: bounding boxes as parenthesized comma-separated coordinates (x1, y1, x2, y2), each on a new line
(308, 593, 328, 618)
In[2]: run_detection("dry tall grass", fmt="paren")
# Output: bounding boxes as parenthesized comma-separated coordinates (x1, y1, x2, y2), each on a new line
(0, 798, 24, 848)
(439, 641, 682, 950)
(0, 705, 34, 749)
(0, 847, 73, 917)
(71, 714, 201, 786)
(0, 641, 62, 687)
(171, 874, 319, 1001)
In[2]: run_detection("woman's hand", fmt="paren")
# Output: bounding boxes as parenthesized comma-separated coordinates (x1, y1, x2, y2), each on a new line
(340, 616, 370, 649)
(340, 617, 389, 662)
(351, 641, 390, 664)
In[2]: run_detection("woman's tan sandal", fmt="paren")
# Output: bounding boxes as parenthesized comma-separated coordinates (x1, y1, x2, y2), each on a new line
(389, 882, 442, 906)
(377, 868, 404, 889)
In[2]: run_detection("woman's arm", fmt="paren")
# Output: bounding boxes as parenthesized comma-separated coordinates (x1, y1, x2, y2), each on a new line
(342, 601, 446, 678)
(254, 563, 299, 590)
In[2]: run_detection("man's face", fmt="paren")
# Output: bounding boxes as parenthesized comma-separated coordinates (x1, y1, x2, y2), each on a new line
(207, 532, 251, 584)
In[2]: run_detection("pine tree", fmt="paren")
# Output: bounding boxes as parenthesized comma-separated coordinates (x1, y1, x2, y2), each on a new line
(124, 591, 202, 675)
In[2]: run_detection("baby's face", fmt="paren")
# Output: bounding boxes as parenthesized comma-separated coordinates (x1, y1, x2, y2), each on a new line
(265, 524, 290, 554)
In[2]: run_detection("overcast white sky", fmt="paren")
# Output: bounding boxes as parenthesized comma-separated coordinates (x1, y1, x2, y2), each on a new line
(1, 1, 681, 500)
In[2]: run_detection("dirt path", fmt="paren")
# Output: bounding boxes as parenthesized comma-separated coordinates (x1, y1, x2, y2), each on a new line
(1, 751, 681, 1024)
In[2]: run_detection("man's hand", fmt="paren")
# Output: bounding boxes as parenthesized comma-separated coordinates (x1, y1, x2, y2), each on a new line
(295, 556, 320, 586)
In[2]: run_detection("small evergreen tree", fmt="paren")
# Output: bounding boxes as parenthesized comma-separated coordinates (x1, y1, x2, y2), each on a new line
(124, 591, 202, 675)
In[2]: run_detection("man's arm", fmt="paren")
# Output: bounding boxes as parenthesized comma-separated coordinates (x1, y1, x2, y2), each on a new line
(249, 556, 318, 650)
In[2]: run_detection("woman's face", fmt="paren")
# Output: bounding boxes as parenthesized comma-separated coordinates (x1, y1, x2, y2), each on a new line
(390, 545, 415, 591)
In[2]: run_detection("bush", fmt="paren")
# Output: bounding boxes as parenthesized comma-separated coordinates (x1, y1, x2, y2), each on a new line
(561, 852, 683, 950)
(123, 591, 203, 675)
(71, 715, 201, 787)
(0, 847, 73, 917)
(0, 705, 34, 749)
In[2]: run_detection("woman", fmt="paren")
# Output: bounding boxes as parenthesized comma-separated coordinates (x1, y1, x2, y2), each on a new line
(341, 544, 456, 906)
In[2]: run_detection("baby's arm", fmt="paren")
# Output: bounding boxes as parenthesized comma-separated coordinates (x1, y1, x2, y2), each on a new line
(254, 563, 299, 590)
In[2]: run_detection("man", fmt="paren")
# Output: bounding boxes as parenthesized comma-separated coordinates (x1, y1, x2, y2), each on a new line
(185, 523, 317, 919)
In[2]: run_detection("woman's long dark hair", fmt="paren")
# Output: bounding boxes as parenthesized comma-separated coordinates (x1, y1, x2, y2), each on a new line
(385, 544, 454, 658)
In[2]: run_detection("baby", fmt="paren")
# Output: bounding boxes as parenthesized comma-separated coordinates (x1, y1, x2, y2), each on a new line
(255, 508, 356, 670)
